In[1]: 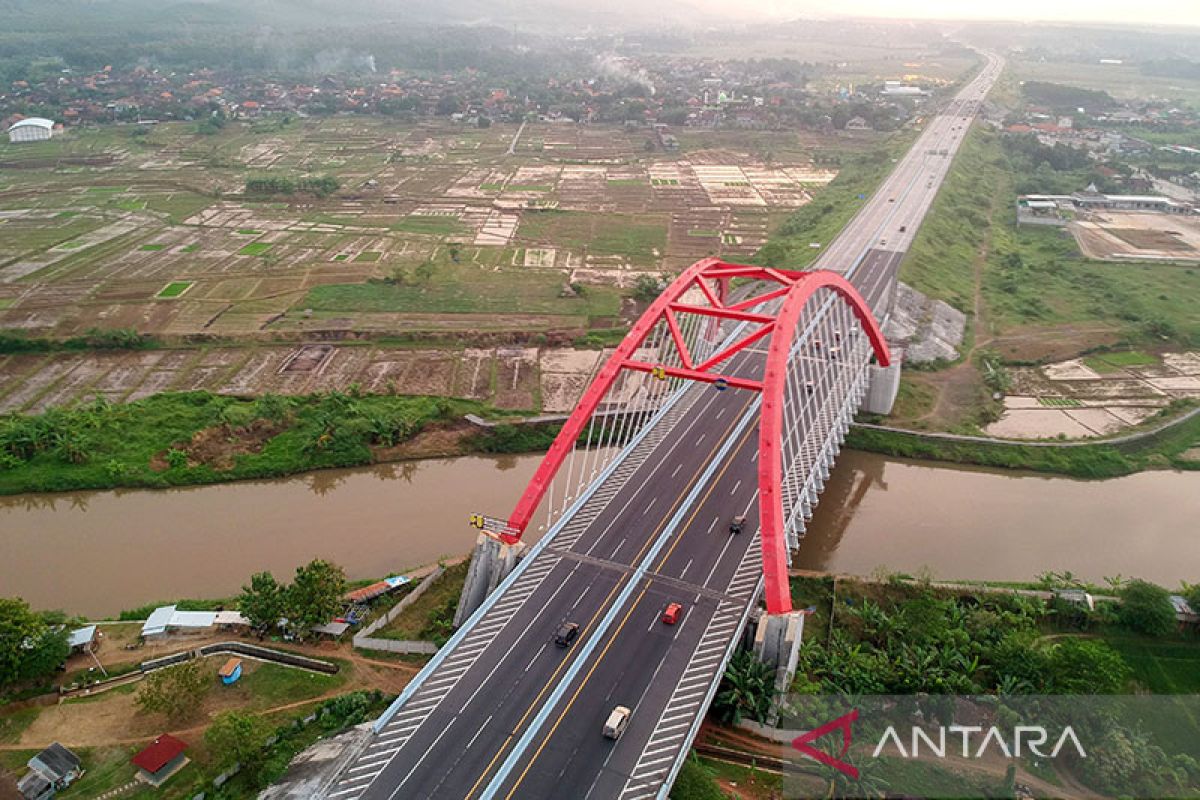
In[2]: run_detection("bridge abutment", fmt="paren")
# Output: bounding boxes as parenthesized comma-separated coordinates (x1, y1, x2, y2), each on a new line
(860, 355, 903, 416)
(454, 533, 527, 627)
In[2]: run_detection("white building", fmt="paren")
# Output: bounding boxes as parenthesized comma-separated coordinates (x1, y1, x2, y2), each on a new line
(6, 117, 55, 143)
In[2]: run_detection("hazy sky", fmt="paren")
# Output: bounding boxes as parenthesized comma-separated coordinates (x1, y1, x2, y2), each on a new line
(690, 0, 1200, 27)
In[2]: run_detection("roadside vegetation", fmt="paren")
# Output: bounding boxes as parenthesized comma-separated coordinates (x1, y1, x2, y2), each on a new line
(773, 574, 1200, 796)
(753, 132, 917, 271)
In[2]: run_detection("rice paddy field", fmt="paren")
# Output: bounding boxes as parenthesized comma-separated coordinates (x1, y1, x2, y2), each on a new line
(0, 115, 872, 410)
(0, 118, 851, 343)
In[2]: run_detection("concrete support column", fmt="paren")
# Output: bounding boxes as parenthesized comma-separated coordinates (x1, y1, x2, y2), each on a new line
(753, 611, 806, 724)
(860, 356, 903, 416)
(454, 533, 527, 627)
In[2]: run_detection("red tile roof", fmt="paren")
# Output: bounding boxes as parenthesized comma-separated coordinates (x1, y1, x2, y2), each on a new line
(132, 734, 187, 773)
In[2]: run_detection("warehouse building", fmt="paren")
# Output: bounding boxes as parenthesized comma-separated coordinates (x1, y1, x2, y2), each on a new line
(6, 117, 55, 143)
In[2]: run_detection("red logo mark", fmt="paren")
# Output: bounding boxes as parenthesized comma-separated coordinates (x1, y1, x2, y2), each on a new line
(791, 709, 859, 778)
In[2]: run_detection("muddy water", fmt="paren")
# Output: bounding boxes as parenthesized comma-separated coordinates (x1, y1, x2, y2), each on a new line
(795, 451, 1200, 587)
(2, 451, 1197, 617)
(0, 455, 543, 617)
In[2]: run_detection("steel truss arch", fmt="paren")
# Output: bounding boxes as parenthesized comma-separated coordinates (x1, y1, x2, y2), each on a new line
(499, 258, 889, 615)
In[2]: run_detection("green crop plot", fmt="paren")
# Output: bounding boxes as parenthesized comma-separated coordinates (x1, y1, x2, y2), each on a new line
(238, 242, 273, 256)
(1085, 351, 1159, 373)
(139, 243, 167, 251)
(606, 179, 645, 187)
(180, 244, 200, 253)
(156, 281, 193, 298)
(354, 251, 382, 262)
(688, 229, 719, 237)
(1037, 396, 1083, 407)
(391, 216, 467, 236)
(236, 228, 263, 235)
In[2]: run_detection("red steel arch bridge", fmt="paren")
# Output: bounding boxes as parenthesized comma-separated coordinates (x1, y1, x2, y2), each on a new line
(317, 51, 1001, 800)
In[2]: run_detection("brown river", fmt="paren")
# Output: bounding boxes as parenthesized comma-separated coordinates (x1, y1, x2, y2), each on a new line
(2, 451, 1197, 617)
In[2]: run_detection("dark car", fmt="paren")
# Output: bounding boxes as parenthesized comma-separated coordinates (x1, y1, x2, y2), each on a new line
(730, 515, 746, 535)
(553, 621, 579, 647)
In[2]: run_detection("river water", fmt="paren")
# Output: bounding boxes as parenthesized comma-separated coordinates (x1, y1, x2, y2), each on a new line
(2, 451, 1196, 617)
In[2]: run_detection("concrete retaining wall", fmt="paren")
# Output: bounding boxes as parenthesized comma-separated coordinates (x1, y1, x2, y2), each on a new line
(353, 567, 444, 654)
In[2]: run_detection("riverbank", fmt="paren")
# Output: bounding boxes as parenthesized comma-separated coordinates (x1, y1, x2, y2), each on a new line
(0, 389, 533, 496)
(2, 383, 1196, 500)
(848, 402, 1200, 478)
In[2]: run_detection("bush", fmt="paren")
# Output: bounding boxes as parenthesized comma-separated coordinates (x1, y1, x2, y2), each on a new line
(1047, 638, 1129, 694)
(1119, 580, 1178, 637)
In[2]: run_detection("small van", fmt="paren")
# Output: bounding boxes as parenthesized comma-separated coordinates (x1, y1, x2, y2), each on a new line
(603, 705, 631, 739)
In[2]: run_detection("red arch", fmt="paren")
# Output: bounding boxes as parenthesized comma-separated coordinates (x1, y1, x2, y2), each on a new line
(503, 257, 727, 538)
(756, 271, 888, 614)
(499, 259, 889, 616)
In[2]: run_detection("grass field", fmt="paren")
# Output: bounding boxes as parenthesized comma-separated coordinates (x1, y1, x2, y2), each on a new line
(302, 261, 620, 317)
(754, 133, 916, 270)
(517, 210, 667, 264)
(156, 281, 193, 298)
(391, 216, 468, 237)
(1105, 634, 1200, 694)
(899, 125, 1200, 349)
(1012, 58, 1200, 106)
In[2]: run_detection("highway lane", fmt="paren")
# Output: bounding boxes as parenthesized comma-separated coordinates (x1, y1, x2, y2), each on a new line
(334, 51, 1004, 800)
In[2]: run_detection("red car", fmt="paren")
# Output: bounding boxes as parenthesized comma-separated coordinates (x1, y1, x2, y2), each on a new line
(662, 603, 683, 625)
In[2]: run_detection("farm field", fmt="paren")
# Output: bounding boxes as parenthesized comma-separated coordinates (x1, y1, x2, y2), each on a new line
(0, 118, 848, 347)
(0, 342, 612, 414)
(1011, 58, 1200, 106)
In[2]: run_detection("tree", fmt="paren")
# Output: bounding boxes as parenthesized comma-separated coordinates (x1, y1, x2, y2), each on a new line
(1119, 580, 1177, 637)
(631, 274, 664, 303)
(285, 559, 346, 638)
(136, 659, 211, 721)
(239, 572, 284, 633)
(206, 710, 272, 776)
(0, 598, 69, 688)
(1184, 583, 1200, 615)
(712, 650, 773, 725)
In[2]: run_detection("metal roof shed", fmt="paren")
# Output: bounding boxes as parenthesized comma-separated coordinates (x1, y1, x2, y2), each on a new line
(141, 605, 176, 638)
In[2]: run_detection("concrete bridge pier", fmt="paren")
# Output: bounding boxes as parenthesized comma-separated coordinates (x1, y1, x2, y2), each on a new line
(454, 533, 527, 627)
(860, 356, 903, 416)
(753, 611, 806, 723)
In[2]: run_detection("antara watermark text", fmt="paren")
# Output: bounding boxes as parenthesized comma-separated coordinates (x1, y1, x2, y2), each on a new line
(871, 725, 1087, 760)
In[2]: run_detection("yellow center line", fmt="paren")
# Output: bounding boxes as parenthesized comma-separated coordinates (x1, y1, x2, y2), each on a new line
(501, 421, 760, 799)
(460, 393, 754, 800)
